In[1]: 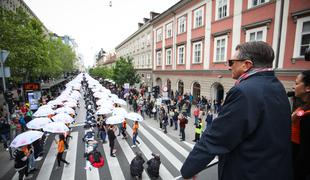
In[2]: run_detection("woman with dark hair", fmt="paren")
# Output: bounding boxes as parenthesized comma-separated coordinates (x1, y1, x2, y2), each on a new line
(291, 70, 310, 180)
(55, 134, 70, 169)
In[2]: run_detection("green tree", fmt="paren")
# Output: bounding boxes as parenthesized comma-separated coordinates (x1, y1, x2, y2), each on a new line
(89, 66, 113, 79)
(0, 8, 48, 82)
(112, 57, 140, 86)
(0, 7, 77, 83)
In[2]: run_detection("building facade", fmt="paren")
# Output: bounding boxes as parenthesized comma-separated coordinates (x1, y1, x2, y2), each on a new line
(115, 12, 159, 89)
(151, 0, 310, 102)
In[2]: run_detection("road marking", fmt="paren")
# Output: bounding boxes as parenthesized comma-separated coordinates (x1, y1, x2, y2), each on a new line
(116, 135, 150, 179)
(36, 138, 58, 180)
(61, 132, 78, 180)
(134, 124, 184, 171)
(127, 126, 175, 179)
(147, 125, 190, 157)
(84, 132, 100, 180)
(103, 134, 125, 180)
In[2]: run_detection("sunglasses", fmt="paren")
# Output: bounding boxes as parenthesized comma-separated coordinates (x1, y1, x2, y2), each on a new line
(226, 59, 250, 67)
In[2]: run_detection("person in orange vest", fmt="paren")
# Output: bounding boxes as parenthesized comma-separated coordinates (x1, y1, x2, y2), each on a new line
(291, 70, 310, 180)
(54, 134, 70, 169)
(131, 121, 140, 148)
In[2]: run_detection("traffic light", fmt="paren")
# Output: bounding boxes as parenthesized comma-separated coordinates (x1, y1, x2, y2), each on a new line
(152, 86, 160, 98)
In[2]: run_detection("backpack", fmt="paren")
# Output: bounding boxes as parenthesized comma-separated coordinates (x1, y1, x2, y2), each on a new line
(184, 118, 188, 124)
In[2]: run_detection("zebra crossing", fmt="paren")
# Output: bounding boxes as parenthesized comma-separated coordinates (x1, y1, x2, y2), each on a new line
(8, 117, 218, 180)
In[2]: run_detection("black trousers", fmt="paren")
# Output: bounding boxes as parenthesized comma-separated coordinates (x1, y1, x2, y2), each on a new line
(57, 152, 68, 167)
(109, 140, 115, 155)
(18, 166, 28, 180)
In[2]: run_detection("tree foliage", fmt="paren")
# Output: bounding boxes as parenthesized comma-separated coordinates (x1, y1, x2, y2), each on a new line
(89, 56, 140, 86)
(0, 7, 77, 83)
(89, 66, 113, 79)
(112, 57, 140, 86)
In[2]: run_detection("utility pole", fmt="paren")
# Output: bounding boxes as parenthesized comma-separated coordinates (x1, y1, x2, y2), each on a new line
(0, 49, 10, 121)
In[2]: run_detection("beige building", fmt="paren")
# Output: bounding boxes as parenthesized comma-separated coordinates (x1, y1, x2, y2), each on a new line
(115, 12, 159, 89)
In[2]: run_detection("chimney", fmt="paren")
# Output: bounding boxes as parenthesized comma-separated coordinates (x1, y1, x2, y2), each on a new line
(150, 11, 159, 20)
(138, 23, 144, 28)
(143, 18, 150, 23)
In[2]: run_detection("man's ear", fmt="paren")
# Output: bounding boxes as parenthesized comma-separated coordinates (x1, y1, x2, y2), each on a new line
(242, 60, 253, 72)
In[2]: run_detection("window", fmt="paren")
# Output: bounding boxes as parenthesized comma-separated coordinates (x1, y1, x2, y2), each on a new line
(245, 26, 267, 42)
(156, 51, 162, 66)
(194, 7, 204, 28)
(147, 54, 151, 65)
(294, 17, 310, 58)
(156, 28, 162, 42)
(248, 0, 269, 8)
(216, 0, 228, 20)
(166, 23, 173, 38)
(177, 45, 185, 64)
(193, 41, 202, 63)
(147, 33, 151, 46)
(166, 48, 172, 65)
(178, 16, 187, 34)
(214, 35, 227, 62)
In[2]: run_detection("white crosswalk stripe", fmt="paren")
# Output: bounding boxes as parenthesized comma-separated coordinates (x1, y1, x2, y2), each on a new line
(134, 122, 184, 171)
(126, 125, 175, 179)
(147, 125, 190, 157)
(116, 134, 150, 179)
(36, 137, 58, 180)
(61, 132, 79, 180)
(103, 134, 126, 180)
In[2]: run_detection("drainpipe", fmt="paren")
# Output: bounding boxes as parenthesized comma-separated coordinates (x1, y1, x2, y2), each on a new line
(274, 0, 285, 69)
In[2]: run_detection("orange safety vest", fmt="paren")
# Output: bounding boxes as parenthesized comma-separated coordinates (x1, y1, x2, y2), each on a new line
(133, 123, 139, 134)
(57, 140, 65, 153)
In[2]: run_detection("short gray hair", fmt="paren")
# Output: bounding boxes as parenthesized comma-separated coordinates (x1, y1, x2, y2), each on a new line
(236, 41, 274, 68)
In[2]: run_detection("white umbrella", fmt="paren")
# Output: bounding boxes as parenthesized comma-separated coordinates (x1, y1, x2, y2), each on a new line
(55, 107, 75, 115)
(114, 98, 127, 106)
(47, 100, 64, 106)
(106, 115, 124, 124)
(10, 131, 44, 148)
(125, 112, 144, 122)
(52, 113, 74, 124)
(43, 122, 69, 133)
(96, 108, 112, 115)
(26, 117, 52, 130)
(64, 101, 77, 108)
(112, 107, 127, 117)
(33, 107, 55, 117)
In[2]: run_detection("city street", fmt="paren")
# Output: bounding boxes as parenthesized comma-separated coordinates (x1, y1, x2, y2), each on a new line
(0, 92, 218, 180)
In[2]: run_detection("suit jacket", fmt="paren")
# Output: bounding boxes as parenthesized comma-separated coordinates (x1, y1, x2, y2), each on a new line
(181, 71, 293, 180)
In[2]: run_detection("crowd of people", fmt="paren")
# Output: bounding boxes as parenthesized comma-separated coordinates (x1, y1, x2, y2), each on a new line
(0, 41, 308, 180)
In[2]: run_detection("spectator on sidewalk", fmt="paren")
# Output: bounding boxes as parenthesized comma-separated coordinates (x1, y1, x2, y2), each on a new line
(291, 70, 310, 180)
(0, 117, 10, 151)
(179, 113, 188, 141)
(193, 118, 202, 142)
(205, 111, 213, 130)
(181, 41, 293, 180)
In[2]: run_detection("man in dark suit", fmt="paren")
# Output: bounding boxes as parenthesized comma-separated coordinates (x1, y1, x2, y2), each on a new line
(181, 41, 293, 180)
